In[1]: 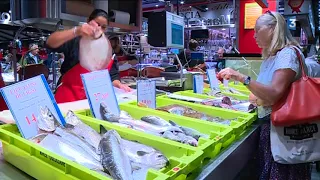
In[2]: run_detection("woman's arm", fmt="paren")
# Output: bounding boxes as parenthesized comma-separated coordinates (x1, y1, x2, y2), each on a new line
(46, 28, 78, 48)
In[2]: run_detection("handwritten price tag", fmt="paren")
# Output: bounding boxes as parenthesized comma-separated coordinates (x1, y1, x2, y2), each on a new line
(137, 80, 156, 109)
(193, 75, 204, 94)
(207, 69, 220, 90)
(81, 70, 120, 119)
(223, 79, 229, 87)
(0, 75, 65, 139)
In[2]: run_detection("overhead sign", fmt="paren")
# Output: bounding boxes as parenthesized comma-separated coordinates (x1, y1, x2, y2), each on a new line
(244, 3, 262, 29)
(0, 75, 65, 139)
(284, 0, 310, 15)
(287, 16, 296, 30)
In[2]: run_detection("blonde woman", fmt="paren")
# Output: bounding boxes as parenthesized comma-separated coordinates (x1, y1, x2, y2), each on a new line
(218, 11, 311, 179)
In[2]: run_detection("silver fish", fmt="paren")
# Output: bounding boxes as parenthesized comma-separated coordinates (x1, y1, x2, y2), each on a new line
(100, 102, 124, 122)
(65, 110, 102, 154)
(99, 130, 133, 180)
(40, 134, 103, 171)
(79, 33, 113, 72)
(29, 133, 48, 144)
(169, 120, 209, 140)
(112, 122, 134, 129)
(37, 106, 59, 132)
(54, 127, 100, 162)
(140, 116, 171, 127)
(162, 131, 181, 142)
(132, 167, 149, 180)
(176, 133, 198, 147)
(121, 139, 168, 170)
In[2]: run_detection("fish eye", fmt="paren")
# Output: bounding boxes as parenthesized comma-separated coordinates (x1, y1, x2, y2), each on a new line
(157, 154, 164, 158)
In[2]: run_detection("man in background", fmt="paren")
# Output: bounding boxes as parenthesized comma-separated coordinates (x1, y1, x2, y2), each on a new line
(215, 47, 226, 72)
(20, 43, 42, 66)
(175, 39, 204, 69)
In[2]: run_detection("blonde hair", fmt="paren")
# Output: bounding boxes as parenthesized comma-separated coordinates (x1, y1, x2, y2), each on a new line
(256, 11, 300, 58)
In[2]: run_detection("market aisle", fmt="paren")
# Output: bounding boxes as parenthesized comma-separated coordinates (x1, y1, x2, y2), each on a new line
(0, 142, 34, 180)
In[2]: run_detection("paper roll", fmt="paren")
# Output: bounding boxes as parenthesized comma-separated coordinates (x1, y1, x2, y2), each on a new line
(109, 10, 130, 25)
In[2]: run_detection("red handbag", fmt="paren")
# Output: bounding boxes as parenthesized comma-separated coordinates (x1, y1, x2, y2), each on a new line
(271, 47, 320, 126)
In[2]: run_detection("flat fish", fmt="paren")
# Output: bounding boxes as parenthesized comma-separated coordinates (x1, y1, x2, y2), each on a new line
(40, 134, 103, 171)
(99, 130, 133, 180)
(79, 33, 113, 71)
(140, 116, 171, 127)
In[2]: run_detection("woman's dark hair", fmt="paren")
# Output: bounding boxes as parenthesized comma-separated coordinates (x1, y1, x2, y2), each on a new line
(189, 39, 199, 51)
(88, 9, 109, 22)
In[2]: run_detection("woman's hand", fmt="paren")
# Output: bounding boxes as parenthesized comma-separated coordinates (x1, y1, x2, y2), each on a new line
(77, 22, 101, 38)
(118, 83, 132, 92)
(218, 68, 246, 83)
(249, 93, 258, 105)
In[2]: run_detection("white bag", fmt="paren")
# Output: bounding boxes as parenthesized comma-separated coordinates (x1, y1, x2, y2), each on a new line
(270, 121, 320, 164)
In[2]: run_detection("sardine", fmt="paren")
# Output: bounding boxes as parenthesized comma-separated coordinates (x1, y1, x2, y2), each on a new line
(54, 127, 100, 161)
(121, 139, 168, 170)
(64, 111, 102, 154)
(79, 33, 113, 72)
(99, 130, 133, 180)
(140, 116, 171, 127)
(37, 106, 59, 132)
(40, 134, 103, 171)
(169, 120, 209, 140)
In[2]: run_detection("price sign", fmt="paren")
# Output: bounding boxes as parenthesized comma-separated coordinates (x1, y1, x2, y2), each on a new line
(193, 75, 204, 94)
(137, 80, 156, 109)
(0, 75, 65, 139)
(81, 70, 120, 120)
(207, 69, 220, 90)
(223, 79, 229, 87)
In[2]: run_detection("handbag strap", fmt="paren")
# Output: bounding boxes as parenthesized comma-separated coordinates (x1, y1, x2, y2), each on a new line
(291, 47, 307, 78)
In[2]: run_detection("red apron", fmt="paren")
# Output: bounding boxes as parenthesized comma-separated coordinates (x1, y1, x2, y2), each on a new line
(55, 59, 114, 103)
(0, 67, 7, 110)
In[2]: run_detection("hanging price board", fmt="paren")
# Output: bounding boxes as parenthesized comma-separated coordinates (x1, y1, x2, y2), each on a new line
(193, 75, 204, 94)
(81, 70, 120, 120)
(0, 75, 65, 139)
(207, 69, 220, 90)
(137, 80, 156, 109)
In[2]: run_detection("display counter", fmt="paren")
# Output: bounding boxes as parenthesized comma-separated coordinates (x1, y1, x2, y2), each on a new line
(0, 124, 260, 180)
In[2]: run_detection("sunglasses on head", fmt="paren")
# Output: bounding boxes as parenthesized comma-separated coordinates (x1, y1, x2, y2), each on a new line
(266, 10, 276, 18)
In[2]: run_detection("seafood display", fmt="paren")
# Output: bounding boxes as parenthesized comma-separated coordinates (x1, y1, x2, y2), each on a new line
(206, 88, 246, 97)
(29, 107, 168, 180)
(156, 104, 235, 125)
(101, 103, 209, 146)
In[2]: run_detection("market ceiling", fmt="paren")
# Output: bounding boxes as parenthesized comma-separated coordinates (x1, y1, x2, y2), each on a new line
(142, 0, 228, 9)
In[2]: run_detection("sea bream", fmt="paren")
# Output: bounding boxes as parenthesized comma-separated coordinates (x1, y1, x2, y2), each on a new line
(140, 116, 171, 127)
(64, 110, 102, 154)
(121, 139, 168, 170)
(79, 26, 113, 72)
(99, 130, 133, 180)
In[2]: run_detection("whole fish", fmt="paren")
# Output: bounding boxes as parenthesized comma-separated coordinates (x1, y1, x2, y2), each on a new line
(29, 133, 48, 144)
(64, 111, 102, 154)
(121, 139, 168, 170)
(169, 120, 209, 140)
(54, 127, 100, 161)
(79, 32, 113, 72)
(99, 130, 133, 180)
(100, 102, 132, 122)
(162, 131, 181, 142)
(132, 167, 149, 180)
(176, 133, 198, 147)
(140, 116, 171, 127)
(37, 106, 60, 132)
(40, 134, 103, 171)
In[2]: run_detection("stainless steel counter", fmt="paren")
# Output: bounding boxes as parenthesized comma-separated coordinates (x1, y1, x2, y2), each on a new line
(0, 125, 259, 180)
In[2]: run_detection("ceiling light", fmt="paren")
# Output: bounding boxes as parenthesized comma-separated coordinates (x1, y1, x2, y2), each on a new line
(189, 6, 192, 8)
(156, 4, 159, 7)
(222, 28, 226, 31)
(180, 1, 184, 4)
(205, 7, 209, 10)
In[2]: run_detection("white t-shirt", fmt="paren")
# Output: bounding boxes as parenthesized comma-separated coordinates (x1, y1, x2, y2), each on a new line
(256, 46, 307, 118)
(305, 56, 320, 77)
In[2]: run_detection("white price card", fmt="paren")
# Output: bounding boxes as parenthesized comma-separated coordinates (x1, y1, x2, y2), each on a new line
(0, 75, 65, 139)
(137, 80, 156, 109)
(193, 75, 204, 94)
(223, 79, 229, 87)
(81, 70, 120, 120)
(207, 69, 220, 90)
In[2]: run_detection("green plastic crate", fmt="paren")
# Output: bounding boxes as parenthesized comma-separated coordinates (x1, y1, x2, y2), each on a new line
(172, 91, 257, 119)
(76, 105, 235, 163)
(224, 83, 249, 91)
(183, 89, 249, 101)
(0, 115, 203, 180)
(126, 97, 255, 138)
